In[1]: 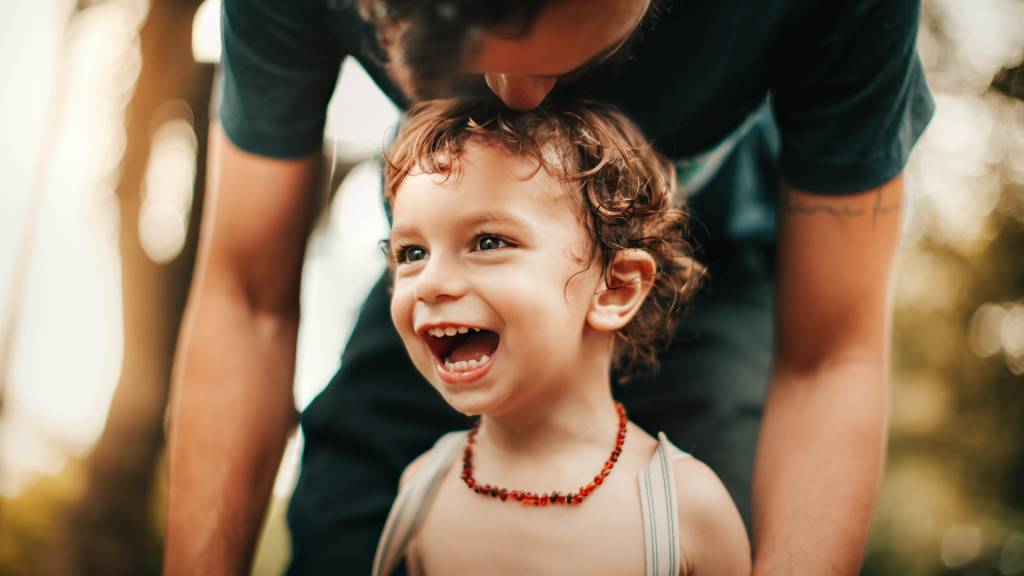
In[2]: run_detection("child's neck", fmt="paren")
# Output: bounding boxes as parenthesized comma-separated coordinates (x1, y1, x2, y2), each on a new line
(479, 360, 620, 456)
(467, 328, 622, 460)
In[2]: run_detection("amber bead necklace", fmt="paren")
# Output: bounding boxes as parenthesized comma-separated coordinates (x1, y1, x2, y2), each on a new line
(460, 402, 627, 506)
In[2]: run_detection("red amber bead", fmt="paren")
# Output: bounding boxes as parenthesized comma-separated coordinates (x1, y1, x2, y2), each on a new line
(466, 480, 476, 488)
(594, 476, 603, 485)
(556, 493, 565, 504)
(587, 482, 596, 492)
(601, 469, 610, 477)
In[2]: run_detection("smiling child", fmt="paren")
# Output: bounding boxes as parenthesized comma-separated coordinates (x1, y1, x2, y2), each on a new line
(372, 97, 751, 576)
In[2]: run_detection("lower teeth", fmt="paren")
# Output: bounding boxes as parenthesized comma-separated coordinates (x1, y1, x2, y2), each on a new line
(445, 355, 490, 372)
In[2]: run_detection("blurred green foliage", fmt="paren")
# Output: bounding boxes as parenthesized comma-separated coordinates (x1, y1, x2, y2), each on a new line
(861, 1, 1024, 572)
(0, 457, 166, 576)
(0, 460, 85, 575)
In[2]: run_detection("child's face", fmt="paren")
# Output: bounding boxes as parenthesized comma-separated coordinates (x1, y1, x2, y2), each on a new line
(388, 144, 608, 416)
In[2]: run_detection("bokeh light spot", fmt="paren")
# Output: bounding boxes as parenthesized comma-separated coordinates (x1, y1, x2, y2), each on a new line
(997, 532, 1024, 575)
(941, 523, 983, 569)
(970, 303, 1007, 357)
(999, 304, 1024, 358)
(192, 0, 221, 64)
(139, 108, 197, 264)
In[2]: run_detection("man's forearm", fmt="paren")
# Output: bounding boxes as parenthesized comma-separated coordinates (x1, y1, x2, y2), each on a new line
(753, 179, 903, 575)
(164, 288, 300, 576)
(751, 361, 889, 576)
(164, 124, 320, 575)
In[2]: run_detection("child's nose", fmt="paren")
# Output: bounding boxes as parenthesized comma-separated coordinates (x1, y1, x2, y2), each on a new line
(414, 256, 468, 303)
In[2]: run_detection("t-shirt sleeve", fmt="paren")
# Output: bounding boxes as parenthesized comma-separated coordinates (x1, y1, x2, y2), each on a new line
(772, 0, 935, 194)
(217, 0, 345, 158)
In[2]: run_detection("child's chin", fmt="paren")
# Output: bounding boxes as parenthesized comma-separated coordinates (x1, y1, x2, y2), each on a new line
(437, 387, 504, 418)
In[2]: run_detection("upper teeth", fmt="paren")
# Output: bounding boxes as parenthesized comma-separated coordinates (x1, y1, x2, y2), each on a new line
(427, 326, 480, 337)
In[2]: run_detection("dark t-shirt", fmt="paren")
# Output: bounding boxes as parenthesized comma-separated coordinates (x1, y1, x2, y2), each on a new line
(218, 0, 933, 258)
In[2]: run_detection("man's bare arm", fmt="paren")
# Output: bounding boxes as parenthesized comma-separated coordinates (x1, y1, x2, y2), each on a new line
(164, 124, 321, 575)
(752, 176, 903, 575)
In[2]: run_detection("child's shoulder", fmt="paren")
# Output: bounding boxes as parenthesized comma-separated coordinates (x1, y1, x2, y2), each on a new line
(398, 430, 469, 491)
(671, 455, 752, 576)
(399, 451, 431, 491)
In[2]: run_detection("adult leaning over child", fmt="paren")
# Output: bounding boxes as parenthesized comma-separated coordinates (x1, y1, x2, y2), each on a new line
(165, 0, 934, 574)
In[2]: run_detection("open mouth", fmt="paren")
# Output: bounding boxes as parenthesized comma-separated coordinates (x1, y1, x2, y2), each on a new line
(423, 326, 500, 373)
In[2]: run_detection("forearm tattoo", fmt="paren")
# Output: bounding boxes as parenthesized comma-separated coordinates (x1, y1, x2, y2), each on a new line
(871, 187, 901, 227)
(781, 183, 901, 228)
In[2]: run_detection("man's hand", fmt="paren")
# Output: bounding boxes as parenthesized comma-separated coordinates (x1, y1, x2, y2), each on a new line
(752, 175, 903, 575)
(164, 124, 322, 575)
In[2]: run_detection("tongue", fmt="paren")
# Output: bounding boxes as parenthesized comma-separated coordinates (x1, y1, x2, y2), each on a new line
(450, 331, 499, 362)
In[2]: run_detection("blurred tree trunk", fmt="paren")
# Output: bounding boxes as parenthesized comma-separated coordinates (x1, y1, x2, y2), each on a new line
(42, 0, 211, 574)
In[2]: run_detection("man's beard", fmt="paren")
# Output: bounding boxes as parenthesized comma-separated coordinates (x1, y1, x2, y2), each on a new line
(398, 0, 668, 102)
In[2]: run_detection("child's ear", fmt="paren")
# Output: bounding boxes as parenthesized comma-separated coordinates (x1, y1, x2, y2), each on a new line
(587, 250, 657, 332)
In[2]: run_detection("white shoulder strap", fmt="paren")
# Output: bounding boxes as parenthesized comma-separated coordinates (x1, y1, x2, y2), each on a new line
(638, 432, 693, 576)
(371, 430, 468, 576)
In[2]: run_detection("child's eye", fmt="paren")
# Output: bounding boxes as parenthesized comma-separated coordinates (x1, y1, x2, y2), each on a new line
(398, 246, 429, 264)
(475, 236, 509, 251)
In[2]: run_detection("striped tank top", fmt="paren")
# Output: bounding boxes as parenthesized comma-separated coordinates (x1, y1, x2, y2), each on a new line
(372, 430, 692, 576)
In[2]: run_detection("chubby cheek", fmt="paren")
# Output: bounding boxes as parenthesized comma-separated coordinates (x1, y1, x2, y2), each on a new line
(389, 279, 428, 367)
(483, 265, 591, 351)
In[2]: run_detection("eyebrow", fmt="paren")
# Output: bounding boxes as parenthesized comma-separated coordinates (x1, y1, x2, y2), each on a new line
(389, 210, 530, 242)
(467, 209, 530, 229)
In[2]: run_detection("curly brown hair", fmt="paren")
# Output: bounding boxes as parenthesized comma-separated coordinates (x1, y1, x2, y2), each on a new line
(383, 97, 702, 381)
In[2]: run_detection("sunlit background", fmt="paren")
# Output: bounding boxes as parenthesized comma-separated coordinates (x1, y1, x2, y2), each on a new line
(0, 0, 1022, 574)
